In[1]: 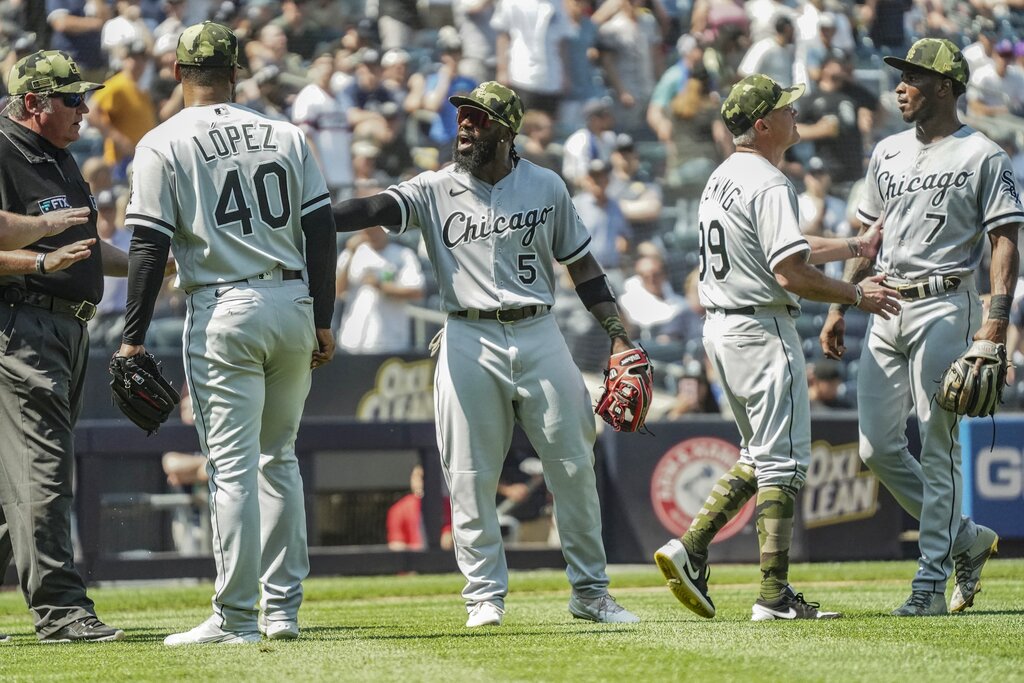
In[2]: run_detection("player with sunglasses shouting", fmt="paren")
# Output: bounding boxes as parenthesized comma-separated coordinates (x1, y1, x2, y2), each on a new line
(333, 82, 642, 628)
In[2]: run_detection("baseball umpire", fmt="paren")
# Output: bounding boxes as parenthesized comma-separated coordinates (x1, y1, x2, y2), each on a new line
(333, 82, 643, 627)
(655, 74, 901, 621)
(820, 38, 1020, 616)
(117, 22, 336, 644)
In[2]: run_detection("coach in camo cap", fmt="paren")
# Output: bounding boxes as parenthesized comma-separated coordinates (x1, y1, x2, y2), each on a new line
(176, 21, 242, 69)
(720, 74, 805, 136)
(7, 49, 103, 97)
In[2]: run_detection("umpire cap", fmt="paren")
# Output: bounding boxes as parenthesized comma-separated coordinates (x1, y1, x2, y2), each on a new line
(721, 74, 804, 136)
(7, 50, 103, 96)
(449, 81, 525, 134)
(883, 38, 970, 87)
(176, 21, 241, 68)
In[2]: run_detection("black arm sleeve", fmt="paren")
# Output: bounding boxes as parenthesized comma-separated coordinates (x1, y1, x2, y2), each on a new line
(301, 204, 337, 329)
(122, 226, 171, 346)
(332, 193, 403, 232)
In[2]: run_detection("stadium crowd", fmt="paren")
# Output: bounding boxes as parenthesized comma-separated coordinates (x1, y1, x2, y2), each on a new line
(3, 0, 1024, 412)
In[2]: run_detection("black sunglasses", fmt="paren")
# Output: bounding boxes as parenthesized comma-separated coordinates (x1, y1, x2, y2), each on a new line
(58, 92, 85, 108)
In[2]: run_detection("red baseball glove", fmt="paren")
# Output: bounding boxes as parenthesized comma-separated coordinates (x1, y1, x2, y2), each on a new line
(595, 347, 654, 432)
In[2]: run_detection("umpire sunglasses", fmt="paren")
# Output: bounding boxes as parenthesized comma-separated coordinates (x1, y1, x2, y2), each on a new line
(57, 92, 86, 108)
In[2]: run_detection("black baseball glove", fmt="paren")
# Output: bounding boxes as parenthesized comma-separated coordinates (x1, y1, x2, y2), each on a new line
(109, 352, 181, 435)
(935, 340, 1008, 417)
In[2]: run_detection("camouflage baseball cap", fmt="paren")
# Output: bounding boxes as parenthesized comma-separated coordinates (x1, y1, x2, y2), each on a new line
(449, 81, 525, 133)
(7, 50, 103, 96)
(721, 74, 805, 136)
(176, 21, 240, 68)
(883, 38, 970, 86)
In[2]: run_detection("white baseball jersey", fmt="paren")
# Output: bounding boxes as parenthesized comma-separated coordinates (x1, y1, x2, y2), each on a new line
(696, 152, 810, 310)
(384, 160, 591, 311)
(856, 126, 1024, 279)
(127, 103, 332, 290)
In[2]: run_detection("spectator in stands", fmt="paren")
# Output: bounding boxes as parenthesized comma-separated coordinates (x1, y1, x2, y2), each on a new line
(270, 0, 323, 61)
(371, 0, 422, 52)
(738, 13, 795, 86)
(794, 2, 856, 62)
(100, 0, 153, 71)
(517, 109, 562, 176)
(797, 52, 865, 198)
(572, 159, 632, 290)
(657, 61, 732, 197)
(858, 0, 913, 57)
(86, 38, 157, 182)
(46, 0, 111, 83)
(153, 0, 186, 41)
(343, 47, 404, 146)
(492, 0, 572, 118)
(967, 39, 1024, 118)
(246, 22, 310, 94)
(337, 226, 426, 353)
(292, 52, 355, 200)
(808, 360, 851, 411)
(798, 156, 849, 238)
(562, 97, 617, 190)
(452, 0, 497, 83)
(387, 464, 453, 551)
(497, 452, 553, 544)
(795, 10, 838, 92)
(560, 0, 605, 137)
(596, 0, 662, 137)
(150, 32, 184, 122)
(619, 253, 689, 361)
(702, 21, 748, 89)
(608, 133, 663, 244)
(404, 26, 477, 162)
(648, 33, 706, 145)
(745, 0, 794, 44)
(374, 101, 416, 180)
(962, 21, 996, 76)
(381, 48, 411, 102)
(351, 140, 393, 192)
(667, 353, 720, 417)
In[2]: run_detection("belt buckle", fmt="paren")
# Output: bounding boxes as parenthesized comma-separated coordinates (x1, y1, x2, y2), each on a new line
(73, 300, 97, 322)
(496, 308, 517, 324)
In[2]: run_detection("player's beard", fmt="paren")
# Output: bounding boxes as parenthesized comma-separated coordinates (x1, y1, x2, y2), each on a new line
(453, 135, 499, 174)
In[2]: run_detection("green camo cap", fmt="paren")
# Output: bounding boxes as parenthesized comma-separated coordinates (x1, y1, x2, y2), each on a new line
(883, 38, 969, 86)
(721, 74, 805, 136)
(449, 81, 525, 133)
(7, 50, 103, 96)
(176, 21, 240, 68)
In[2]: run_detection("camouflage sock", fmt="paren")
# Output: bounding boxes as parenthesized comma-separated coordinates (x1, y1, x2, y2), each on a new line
(756, 486, 796, 603)
(682, 462, 758, 559)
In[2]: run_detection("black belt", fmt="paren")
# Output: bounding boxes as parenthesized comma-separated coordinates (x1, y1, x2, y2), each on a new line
(1, 287, 97, 322)
(452, 305, 548, 323)
(706, 304, 799, 316)
(886, 275, 961, 301)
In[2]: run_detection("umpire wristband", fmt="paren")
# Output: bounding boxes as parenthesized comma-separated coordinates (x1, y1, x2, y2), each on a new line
(35, 252, 47, 275)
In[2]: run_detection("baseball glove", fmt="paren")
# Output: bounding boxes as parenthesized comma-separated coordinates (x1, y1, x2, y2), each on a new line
(595, 347, 654, 432)
(109, 352, 181, 435)
(935, 340, 1008, 418)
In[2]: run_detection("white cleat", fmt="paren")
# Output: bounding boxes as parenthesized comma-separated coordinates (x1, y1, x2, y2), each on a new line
(466, 602, 504, 628)
(654, 538, 715, 618)
(568, 593, 640, 623)
(259, 619, 299, 640)
(164, 616, 261, 646)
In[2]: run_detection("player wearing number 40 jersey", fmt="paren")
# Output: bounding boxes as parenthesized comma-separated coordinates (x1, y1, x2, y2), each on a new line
(820, 39, 1020, 617)
(334, 81, 641, 628)
(654, 74, 901, 621)
(118, 22, 337, 645)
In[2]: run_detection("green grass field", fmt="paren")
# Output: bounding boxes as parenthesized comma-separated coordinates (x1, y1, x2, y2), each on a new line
(1, 560, 1022, 682)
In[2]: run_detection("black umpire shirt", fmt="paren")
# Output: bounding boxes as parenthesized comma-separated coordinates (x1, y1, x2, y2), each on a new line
(0, 116, 103, 304)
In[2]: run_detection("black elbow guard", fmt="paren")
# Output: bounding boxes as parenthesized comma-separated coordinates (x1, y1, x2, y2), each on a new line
(576, 275, 616, 309)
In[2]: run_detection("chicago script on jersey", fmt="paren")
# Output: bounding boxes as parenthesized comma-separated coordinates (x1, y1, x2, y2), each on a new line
(876, 169, 974, 207)
(442, 205, 554, 249)
(191, 123, 278, 162)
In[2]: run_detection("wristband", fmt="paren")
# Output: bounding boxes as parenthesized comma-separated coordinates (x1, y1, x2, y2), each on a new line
(35, 253, 47, 275)
(853, 284, 863, 308)
(576, 274, 616, 309)
(989, 294, 1012, 321)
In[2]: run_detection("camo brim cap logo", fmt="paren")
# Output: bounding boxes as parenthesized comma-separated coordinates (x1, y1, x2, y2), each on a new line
(7, 50, 103, 96)
(883, 38, 970, 86)
(176, 21, 240, 68)
(449, 81, 525, 134)
(721, 74, 805, 136)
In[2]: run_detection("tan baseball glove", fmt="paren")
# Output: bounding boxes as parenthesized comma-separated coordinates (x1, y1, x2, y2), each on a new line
(935, 340, 1008, 417)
